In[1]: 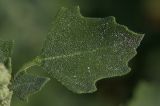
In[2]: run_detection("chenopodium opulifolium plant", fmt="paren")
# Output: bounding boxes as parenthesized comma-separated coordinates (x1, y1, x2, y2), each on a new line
(0, 40, 13, 106)
(0, 6, 144, 106)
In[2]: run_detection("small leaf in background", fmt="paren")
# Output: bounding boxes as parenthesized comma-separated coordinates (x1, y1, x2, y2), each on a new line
(0, 39, 14, 72)
(128, 81, 160, 106)
(39, 6, 144, 93)
(0, 40, 13, 62)
(11, 71, 50, 101)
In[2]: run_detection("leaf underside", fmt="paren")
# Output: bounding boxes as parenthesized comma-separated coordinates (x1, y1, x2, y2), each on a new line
(40, 6, 144, 93)
(12, 71, 50, 101)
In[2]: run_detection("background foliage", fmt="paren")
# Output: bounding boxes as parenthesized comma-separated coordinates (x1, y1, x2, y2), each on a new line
(0, 0, 160, 106)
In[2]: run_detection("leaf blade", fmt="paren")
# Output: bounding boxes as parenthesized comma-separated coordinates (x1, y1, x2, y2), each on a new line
(40, 6, 144, 93)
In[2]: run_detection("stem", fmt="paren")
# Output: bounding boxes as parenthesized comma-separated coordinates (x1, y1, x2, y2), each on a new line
(8, 58, 12, 74)
(17, 56, 42, 74)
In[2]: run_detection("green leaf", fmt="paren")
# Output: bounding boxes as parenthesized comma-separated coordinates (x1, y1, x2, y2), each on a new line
(0, 39, 14, 72)
(39, 6, 144, 93)
(128, 81, 160, 106)
(11, 71, 50, 101)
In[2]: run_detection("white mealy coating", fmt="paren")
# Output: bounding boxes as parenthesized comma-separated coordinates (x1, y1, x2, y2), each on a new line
(0, 63, 12, 106)
(0, 64, 11, 85)
(0, 86, 10, 100)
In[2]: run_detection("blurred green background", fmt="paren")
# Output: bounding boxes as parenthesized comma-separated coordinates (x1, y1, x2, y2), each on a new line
(0, 0, 160, 106)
